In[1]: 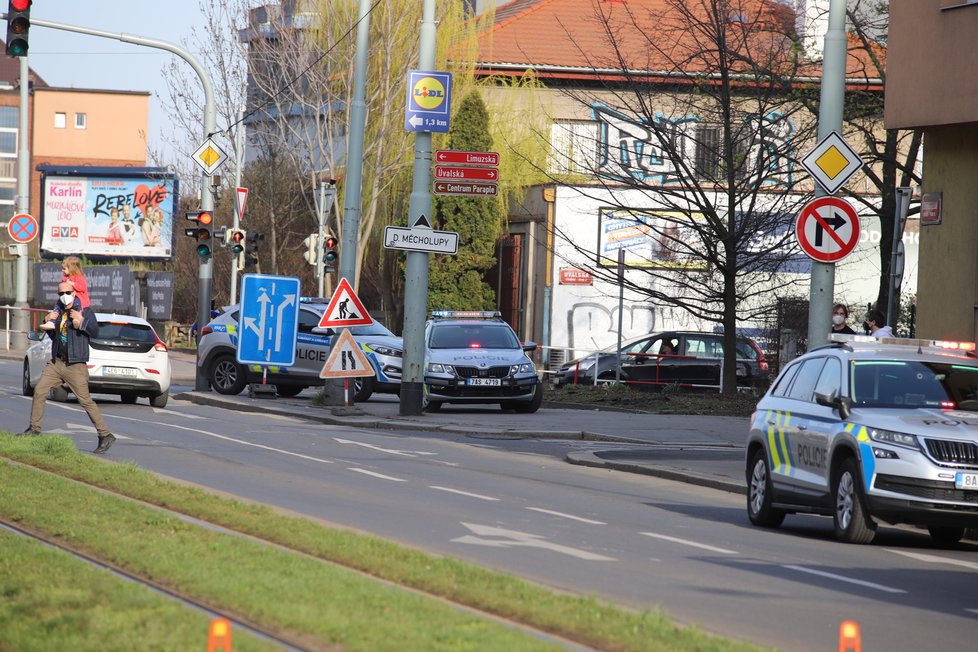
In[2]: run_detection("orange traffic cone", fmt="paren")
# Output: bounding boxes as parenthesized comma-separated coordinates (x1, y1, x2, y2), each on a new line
(839, 619, 861, 652)
(207, 617, 232, 652)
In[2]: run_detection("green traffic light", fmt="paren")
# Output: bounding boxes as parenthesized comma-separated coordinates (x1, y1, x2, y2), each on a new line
(196, 243, 211, 257)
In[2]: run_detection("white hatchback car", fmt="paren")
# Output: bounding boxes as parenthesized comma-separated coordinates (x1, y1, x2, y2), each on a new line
(23, 313, 172, 408)
(747, 333, 978, 545)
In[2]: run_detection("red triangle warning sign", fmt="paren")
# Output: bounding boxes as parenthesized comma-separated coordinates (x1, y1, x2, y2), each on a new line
(318, 277, 373, 328)
(320, 329, 375, 378)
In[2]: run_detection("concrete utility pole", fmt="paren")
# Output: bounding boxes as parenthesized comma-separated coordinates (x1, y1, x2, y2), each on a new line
(399, 0, 438, 416)
(805, 0, 847, 349)
(29, 17, 218, 389)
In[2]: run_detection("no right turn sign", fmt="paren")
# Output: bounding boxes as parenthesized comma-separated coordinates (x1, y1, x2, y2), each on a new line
(795, 196, 861, 263)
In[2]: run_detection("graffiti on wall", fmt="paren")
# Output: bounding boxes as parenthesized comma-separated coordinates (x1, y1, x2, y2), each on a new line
(564, 301, 657, 357)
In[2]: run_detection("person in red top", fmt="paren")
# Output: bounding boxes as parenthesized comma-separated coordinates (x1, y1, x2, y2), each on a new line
(60, 256, 90, 309)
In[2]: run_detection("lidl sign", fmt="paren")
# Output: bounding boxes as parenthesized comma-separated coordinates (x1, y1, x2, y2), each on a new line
(404, 70, 452, 133)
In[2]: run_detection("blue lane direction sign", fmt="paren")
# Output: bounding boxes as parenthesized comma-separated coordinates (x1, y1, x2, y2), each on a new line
(237, 274, 301, 366)
(404, 70, 452, 133)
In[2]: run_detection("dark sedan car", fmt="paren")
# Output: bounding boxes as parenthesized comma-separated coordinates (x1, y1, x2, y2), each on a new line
(554, 331, 769, 389)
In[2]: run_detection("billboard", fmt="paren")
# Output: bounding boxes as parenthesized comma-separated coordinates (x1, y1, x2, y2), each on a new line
(39, 166, 179, 260)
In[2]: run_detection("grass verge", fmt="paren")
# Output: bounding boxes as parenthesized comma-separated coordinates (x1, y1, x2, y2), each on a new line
(0, 433, 767, 652)
(545, 384, 762, 416)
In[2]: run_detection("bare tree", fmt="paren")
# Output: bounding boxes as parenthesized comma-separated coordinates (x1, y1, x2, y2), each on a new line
(535, 0, 818, 393)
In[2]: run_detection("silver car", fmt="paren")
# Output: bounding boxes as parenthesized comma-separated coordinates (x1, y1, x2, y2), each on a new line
(746, 333, 978, 545)
(196, 299, 402, 400)
(423, 311, 541, 412)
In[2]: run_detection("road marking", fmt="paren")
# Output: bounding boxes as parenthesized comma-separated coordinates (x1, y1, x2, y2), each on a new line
(349, 468, 405, 482)
(965, 609, 978, 616)
(886, 548, 978, 571)
(430, 486, 499, 501)
(782, 564, 906, 594)
(333, 437, 437, 457)
(639, 532, 737, 554)
(526, 507, 605, 524)
(453, 523, 616, 561)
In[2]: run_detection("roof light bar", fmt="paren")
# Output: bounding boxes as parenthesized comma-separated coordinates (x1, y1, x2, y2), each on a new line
(431, 310, 502, 319)
(829, 333, 977, 352)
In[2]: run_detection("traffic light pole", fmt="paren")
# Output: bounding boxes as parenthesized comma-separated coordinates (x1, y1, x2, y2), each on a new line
(27, 17, 218, 389)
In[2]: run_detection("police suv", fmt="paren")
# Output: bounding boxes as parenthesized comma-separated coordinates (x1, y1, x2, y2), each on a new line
(746, 334, 978, 544)
(423, 311, 542, 413)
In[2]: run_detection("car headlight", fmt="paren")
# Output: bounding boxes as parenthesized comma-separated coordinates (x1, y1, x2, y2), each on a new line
(511, 363, 535, 375)
(365, 344, 403, 357)
(428, 363, 452, 374)
(868, 427, 920, 450)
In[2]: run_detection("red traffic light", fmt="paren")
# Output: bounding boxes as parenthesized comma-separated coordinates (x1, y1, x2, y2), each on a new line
(198, 211, 213, 226)
(10, 0, 30, 10)
(231, 230, 245, 243)
(324, 236, 337, 248)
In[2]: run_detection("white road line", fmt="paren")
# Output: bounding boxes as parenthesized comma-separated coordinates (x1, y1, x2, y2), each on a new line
(886, 548, 978, 571)
(429, 486, 499, 501)
(333, 437, 438, 457)
(964, 609, 978, 616)
(526, 507, 606, 524)
(348, 468, 405, 482)
(782, 564, 906, 594)
(639, 532, 738, 554)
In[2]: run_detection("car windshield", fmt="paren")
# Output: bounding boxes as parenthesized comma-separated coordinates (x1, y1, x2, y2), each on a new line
(429, 323, 520, 349)
(95, 321, 156, 344)
(850, 360, 978, 410)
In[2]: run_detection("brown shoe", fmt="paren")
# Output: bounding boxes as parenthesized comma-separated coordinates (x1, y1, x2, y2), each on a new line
(93, 433, 116, 454)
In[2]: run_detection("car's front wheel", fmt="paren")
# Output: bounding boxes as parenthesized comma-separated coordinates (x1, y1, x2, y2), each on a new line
(513, 384, 543, 413)
(834, 458, 876, 544)
(209, 353, 247, 395)
(354, 375, 374, 402)
(22, 359, 34, 397)
(747, 449, 785, 527)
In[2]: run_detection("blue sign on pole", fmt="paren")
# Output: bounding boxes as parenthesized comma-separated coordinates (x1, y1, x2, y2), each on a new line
(404, 70, 452, 133)
(237, 274, 301, 366)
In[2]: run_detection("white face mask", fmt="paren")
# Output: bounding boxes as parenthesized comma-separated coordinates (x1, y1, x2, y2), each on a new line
(60, 293, 74, 307)
(832, 314, 845, 326)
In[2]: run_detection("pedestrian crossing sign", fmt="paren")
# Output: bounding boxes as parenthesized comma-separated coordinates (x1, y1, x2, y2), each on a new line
(320, 329, 375, 378)
(317, 277, 373, 328)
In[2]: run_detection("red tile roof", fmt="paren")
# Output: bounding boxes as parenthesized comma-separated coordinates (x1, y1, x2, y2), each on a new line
(476, 0, 883, 86)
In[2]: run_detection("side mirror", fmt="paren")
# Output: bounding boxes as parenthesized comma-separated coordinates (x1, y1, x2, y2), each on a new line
(522, 341, 537, 352)
(27, 330, 43, 342)
(815, 390, 851, 420)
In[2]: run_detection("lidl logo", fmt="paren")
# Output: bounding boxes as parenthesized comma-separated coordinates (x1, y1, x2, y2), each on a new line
(411, 76, 446, 111)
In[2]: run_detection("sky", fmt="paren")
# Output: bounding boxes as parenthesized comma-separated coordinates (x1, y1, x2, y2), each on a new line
(27, 1, 214, 166)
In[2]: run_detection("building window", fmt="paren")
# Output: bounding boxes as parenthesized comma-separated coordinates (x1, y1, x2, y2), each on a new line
(54, 112, 66, 129)
(75, 113, 87, 129)
(549, 120, 598, 176)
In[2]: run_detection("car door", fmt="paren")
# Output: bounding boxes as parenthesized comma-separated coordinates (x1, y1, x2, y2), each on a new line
(619, 335, 665, 385)
(291, 307, 331, 379)
(677, 334, 722, 387)
(770, 357, 829, 495)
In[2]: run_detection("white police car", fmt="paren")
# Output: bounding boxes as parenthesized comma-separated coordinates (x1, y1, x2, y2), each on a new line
(746, 334, 978, 544)
(196, 299, 402, 399)
(423, 311, 541, 412)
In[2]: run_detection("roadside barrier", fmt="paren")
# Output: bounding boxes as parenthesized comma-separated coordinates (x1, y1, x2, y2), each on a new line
(1, 304, 50, 351)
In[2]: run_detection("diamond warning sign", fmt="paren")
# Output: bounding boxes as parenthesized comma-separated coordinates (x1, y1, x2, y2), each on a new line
(318, 277, 373, 328)
(320, 329, 375, 378)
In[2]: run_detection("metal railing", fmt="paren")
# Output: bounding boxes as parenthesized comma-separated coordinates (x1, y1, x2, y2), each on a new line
(1, 304, 50, 351)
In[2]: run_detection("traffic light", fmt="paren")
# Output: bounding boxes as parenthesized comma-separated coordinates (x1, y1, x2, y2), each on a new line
(323, 234, 338, 266)
(185, 210, 214, 257)
(244, 231, 263, 268)
(303, 233, 319, 265)
(229, 229, 246, 254)
(5, 0, 31, 58)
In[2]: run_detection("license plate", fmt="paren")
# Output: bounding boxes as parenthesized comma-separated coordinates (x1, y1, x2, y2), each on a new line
(466, 378, 501, 386)
(954, 472, 978, 490)
(103, 366, 137, 377)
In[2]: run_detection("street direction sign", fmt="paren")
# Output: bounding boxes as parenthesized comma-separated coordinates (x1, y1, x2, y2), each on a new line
(801, 131, 864, 195)
(434, 150, 499, 166)
(320, 329, 375, 378)
(384, 226, 459, 254)
(433, 181, 498, 197)
(404, 70, 452, 133)
(7, 213, 38, 243)
(795, 196, 861, 263)
(237, 274, 301, 366)
(192, 137, 230, 176)
(318, 277, 373, 328)
(434, 165, 499, 182)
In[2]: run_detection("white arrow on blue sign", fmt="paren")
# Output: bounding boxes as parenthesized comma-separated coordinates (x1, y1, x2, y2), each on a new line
(237, 274, 301, 366)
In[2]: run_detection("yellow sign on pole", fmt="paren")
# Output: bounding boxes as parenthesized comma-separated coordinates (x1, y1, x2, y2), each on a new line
(192, 137, 229, 176)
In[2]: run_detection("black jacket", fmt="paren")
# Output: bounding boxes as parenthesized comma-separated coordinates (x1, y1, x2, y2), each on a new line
(46, 299, 99, 364)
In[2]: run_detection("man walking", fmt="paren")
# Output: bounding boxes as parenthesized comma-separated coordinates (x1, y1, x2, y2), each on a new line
(20, 281, 116, 454)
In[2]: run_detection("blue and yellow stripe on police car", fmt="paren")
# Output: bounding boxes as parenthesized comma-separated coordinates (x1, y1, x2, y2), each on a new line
(766, 410, 793, 476)
(845, 422, 875, 491)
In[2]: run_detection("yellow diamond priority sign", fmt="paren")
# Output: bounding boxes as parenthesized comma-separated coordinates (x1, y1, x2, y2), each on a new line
(801, 131, 864, 196)
(192, 137, 230, 176)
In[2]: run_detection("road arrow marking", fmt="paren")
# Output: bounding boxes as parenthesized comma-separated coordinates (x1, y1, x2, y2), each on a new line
(453, 522, 616, 560)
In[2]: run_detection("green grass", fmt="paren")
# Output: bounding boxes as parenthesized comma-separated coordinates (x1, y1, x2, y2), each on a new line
(0, 434, 767, 652)
(546, 384, 763, 416)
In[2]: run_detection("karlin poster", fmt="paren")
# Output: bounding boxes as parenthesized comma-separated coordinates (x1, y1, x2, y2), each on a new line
(40, 170, 179, 260)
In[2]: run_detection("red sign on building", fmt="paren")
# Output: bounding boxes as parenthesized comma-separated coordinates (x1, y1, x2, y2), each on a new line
(559, 268, 593, 285)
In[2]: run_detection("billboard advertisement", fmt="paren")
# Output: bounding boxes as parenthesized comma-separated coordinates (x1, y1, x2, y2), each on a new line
(39, 167, 179, 260)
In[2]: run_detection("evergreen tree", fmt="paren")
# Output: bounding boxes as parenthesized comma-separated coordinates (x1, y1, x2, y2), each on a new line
(427, 91, 502, 311)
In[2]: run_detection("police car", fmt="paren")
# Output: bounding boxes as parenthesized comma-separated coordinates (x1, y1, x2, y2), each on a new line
(746, 334, 978, 544)
(196, 299, 402, 399)
(423, 311, 542, 413)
